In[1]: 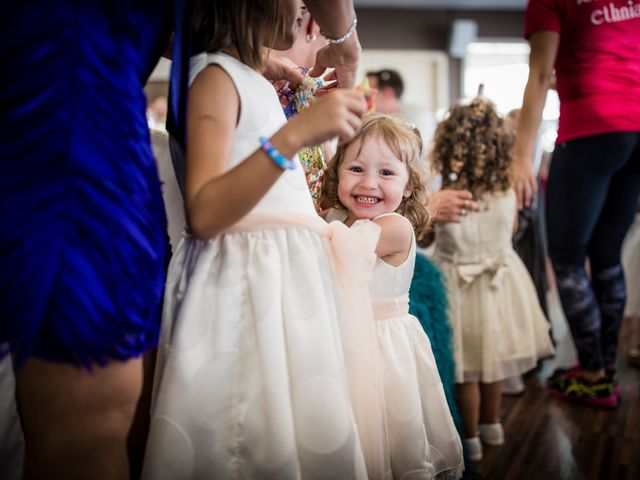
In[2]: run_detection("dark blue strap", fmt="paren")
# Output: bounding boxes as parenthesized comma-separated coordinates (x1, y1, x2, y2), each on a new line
(167, 0, 192, 148)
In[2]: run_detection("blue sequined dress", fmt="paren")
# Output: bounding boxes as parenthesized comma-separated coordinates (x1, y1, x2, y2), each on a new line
(0, 1, 173, 366)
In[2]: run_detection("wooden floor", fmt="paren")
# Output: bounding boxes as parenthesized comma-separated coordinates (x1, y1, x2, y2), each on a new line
(476, 315, 640, 480)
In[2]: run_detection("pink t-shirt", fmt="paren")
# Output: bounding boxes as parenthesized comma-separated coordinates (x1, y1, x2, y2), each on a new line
(525, 0, 640, 143)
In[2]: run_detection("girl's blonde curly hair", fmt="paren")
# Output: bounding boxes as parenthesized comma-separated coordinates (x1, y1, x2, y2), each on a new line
(431, 98, 514, 199)
(320, 113, 432, 244)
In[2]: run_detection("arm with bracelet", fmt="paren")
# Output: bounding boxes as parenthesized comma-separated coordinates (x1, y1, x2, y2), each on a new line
(186, 63, 365, 240)
(259, 136, 296, 171)
(305, 0, 360, 88)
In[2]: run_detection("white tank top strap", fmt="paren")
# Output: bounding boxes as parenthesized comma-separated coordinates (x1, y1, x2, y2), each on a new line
(373, 212, 403, 221)
(373, 212, 416, 239)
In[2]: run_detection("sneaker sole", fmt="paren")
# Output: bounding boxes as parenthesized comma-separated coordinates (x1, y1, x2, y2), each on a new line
(481, 437, 504, 446)
(548, 388, 619, 408)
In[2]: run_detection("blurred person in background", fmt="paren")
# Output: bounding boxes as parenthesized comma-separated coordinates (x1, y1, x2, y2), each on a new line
(514, 0, 640, 407)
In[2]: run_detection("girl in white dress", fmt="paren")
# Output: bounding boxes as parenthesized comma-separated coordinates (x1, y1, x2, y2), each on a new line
(142, 2, 387, 479)
(431, 99, 555, 461)
(321, 114, 464, 479)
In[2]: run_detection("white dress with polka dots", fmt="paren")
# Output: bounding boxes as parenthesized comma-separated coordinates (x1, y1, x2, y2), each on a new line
(142, 53, 368, 480)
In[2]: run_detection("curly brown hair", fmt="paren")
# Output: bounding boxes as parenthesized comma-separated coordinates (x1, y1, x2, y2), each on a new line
(320, 113, 432, 243)
(431, 98, 514, 199)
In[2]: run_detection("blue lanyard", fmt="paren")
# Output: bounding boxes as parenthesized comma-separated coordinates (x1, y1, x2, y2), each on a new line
(168, 0, 192, 147)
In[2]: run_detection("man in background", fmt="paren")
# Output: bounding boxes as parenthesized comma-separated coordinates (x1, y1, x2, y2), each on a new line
(367, 69, 436, 147)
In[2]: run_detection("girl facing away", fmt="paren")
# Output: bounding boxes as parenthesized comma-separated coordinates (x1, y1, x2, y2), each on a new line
(142, 1, 386, 478)
(431, 99, 554, 461)
(321, 113, 464, 479)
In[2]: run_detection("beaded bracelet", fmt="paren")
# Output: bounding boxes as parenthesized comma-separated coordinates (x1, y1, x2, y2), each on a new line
(321, 16, 357, 45)
(259, 136, 296, 170)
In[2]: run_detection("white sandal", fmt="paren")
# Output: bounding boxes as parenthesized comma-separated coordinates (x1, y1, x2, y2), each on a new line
(479, 422, 504, 446)
(463, 436, 483, 461)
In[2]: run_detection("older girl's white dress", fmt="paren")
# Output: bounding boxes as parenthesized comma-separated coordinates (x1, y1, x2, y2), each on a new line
(142, 53, 372, 480)
(433, 190, 555, 383)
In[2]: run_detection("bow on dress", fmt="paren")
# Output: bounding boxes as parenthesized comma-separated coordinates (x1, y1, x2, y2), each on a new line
(457, 253, 509, 289)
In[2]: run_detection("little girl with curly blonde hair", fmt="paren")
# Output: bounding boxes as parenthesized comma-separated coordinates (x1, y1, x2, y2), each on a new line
(431, 99, 554, 461)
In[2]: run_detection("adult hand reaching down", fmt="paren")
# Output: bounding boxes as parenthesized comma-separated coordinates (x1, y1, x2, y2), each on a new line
(430, 190, 479, 224)
(305, 0, 360, 88)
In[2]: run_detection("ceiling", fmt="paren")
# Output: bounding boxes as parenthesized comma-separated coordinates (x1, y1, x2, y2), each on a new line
(355, 0, 526, 10)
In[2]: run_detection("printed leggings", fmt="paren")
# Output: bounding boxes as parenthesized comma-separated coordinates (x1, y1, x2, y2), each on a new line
(546, 132, 640, 371)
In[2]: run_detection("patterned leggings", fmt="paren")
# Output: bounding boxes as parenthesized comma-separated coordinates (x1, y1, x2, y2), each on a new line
(547, 132, 640, 371)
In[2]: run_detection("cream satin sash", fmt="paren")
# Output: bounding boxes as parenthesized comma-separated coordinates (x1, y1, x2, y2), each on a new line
(372, 294, 410, 321)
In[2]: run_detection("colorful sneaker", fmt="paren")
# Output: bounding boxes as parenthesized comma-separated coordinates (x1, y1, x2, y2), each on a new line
(547, 374, 618, 408)
(605, 368, 621, 397)
(479, 422, 504, 446)
(546, 365, 581, 389)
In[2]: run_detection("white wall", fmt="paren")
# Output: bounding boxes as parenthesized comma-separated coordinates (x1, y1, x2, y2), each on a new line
(359, 49, 449, 114)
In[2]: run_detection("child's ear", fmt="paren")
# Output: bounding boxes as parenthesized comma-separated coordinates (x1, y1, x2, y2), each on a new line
(403, 186, 413, 198)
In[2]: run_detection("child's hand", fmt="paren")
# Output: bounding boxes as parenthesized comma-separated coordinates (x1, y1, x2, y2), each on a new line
(292, 89, 365, 146)
(264, 56, 304, 90)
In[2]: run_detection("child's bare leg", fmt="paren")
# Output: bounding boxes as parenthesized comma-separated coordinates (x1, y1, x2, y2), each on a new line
(127, 349, 157, 479)
(456, 381, 480, 438)
(16, 356, 142, 480)
(479, 381, 502, 424)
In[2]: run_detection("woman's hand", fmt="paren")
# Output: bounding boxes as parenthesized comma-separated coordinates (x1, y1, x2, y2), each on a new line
(309, 33, 361, 88)
(263, 56, 304, 88)
(430, 190, 479, 223)
(304, 1, 361, 88)
(512, 156, 537, 209)
(513, 31, 559, 210)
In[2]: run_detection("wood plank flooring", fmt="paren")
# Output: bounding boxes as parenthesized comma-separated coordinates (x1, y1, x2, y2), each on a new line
(476, 315, 640, 480)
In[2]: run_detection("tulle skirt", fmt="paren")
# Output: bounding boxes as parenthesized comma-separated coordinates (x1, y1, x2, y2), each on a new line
(375, 299, 463, 479)
(434, 249, 555, 383)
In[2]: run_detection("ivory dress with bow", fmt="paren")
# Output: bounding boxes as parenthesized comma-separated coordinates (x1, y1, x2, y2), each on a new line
(433, 190, 554, 383)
